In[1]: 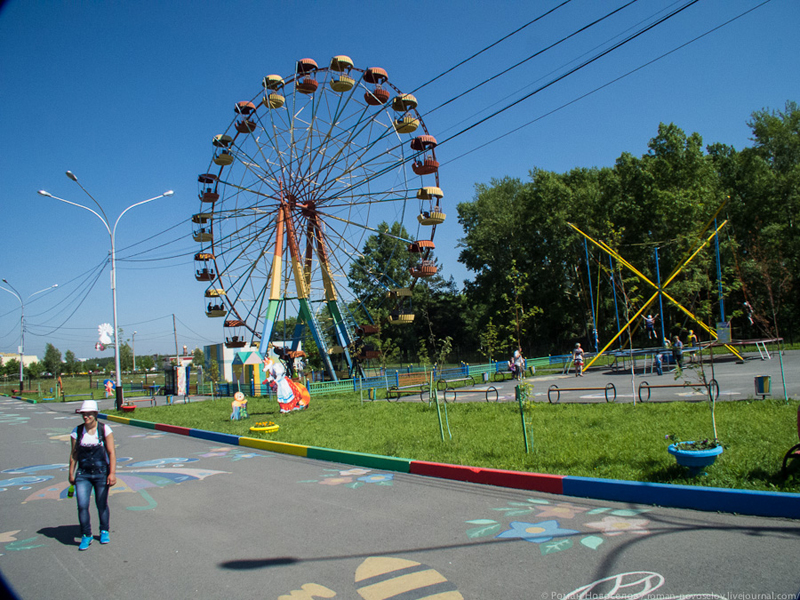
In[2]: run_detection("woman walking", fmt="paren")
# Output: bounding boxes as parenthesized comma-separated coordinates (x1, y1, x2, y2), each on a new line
(69, 400, 116, 550)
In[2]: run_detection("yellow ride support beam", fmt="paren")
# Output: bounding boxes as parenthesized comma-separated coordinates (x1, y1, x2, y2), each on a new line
(567, 214, 742, 370)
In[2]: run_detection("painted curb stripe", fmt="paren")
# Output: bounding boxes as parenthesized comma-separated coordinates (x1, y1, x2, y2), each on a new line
(410, 460, 564, 494)
(307, 447, 412, 473)
(239, 436, 308, 457)
(104, 414, 130, 425)
(563, 476, 800, 519)
(189, 429, 240, 445)
(85, 403, 800, 520)
(124, 418, 157, 430)
(154, 423, 191, 435)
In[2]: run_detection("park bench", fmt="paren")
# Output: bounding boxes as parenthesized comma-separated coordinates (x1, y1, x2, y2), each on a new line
(637, 379, 719, 403)
(443, 385, 499, 403)
(547, 383, 616, 404)
(494, 363, 534, 382)
(386, 372, 430, 401)
(435, 373, 477, 391)
(63, 392, 95, 401)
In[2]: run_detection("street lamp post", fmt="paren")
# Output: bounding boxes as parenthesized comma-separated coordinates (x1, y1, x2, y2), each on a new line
(38, 173, 173, 410)
(0, 280, 58, 393)
(132, 331, 137, 374)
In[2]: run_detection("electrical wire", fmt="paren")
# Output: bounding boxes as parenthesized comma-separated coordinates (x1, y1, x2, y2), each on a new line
(443, 0, 773, 165)
(409, 0, 575, 94)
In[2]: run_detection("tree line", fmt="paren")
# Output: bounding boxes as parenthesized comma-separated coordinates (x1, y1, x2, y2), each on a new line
(8, 102, 796, 375)
(342, 101, 799, 365)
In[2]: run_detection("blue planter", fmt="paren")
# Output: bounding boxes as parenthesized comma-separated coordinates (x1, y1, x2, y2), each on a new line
(668, 442, 723, 476)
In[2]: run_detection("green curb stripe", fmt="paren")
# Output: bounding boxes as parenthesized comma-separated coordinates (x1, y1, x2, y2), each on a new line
(99, 414, 157, 430)
(306, 446, 411, 473)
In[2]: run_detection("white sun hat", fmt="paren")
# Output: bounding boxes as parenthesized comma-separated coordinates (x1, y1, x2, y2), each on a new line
(77, 400, 99, 413)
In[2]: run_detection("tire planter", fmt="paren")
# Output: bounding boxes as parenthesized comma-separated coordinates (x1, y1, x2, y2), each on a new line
(668, 442, 723, 476)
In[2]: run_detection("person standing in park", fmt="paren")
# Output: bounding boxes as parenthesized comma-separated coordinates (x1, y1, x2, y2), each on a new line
(69, 400, 116, 551)
(511, 349, 525, 380)
(654, 351, 663, 376)
(572, 343, 584, 377)
(671, 335, 684, 371)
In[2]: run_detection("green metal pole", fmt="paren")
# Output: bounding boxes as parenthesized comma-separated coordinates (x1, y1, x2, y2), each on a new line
(516, 385, 531, 453)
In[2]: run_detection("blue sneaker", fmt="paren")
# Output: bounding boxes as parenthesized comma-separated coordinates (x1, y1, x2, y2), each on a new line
(100, 530, 110, 544)
(79, 535, 92, 551)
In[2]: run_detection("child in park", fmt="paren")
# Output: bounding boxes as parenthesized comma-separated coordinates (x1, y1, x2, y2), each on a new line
(654, 351, 663, 376)
(671, 335, 684, 370)
(573, 343, 584, 377)
(509, 349, 525, 380)
(644, 314, 658, 340)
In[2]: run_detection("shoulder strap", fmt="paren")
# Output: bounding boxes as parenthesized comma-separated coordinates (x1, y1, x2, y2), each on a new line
(76, 422, 105, 445)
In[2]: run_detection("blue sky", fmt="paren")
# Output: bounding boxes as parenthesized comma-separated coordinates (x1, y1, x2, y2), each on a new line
(1, 0, 797, 361)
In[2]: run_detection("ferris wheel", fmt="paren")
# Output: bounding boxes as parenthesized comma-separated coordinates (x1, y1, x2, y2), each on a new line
(193, 55, 445, 380)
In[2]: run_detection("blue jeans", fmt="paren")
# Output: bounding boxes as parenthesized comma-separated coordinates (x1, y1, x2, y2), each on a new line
(75, 472, 109, 537)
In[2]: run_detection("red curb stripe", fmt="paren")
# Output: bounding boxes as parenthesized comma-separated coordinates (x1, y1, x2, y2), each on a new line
(410, 460, 564, 494)
(154, 423, 192, 435)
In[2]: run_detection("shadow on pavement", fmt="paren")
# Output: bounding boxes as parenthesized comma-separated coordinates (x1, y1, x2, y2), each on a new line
(37, 524, 81, 546)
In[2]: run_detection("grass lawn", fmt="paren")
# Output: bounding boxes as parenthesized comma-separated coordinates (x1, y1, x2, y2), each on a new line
(108, 393, 800, 493)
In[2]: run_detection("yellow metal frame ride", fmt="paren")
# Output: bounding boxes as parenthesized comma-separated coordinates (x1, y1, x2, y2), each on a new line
(567, 203, 743, 370)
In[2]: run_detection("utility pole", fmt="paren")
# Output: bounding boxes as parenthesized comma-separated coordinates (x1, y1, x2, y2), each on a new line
(173, 314, 179, 364)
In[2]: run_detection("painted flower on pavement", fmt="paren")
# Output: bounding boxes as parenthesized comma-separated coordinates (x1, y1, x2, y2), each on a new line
(357, 473, 394, 484)
(319, 477, 354, 486)
(534, 502, 589, 520)
(340, 468, 371, 477)
(497, 520, 579, 543)
(584, 516, 650, 536)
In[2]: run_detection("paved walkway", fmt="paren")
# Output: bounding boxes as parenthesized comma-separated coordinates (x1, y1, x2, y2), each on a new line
(1, 396, 799, 599)
(448, 348, 799, 404)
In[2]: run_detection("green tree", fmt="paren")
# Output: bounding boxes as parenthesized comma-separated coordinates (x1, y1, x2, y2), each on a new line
(25, 360, 43, 380)
(119, 343, 133, 372)
(42, 343, 62, 375)
(209, 358, 220, 383)
(348, 221, 416, 306)
(138, 355, 155, 371)
(3, 358, 20, 377)
(192, 347, 205, 369)
(64, 350, 78, 375)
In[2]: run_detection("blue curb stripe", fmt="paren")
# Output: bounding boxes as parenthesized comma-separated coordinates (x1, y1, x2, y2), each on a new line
(189, 429, 241, 445)
(563, 476, 800, 519)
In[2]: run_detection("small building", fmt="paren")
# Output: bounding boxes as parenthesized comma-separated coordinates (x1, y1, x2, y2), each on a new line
(203, 342, 259, 383)
(0, 352, 39, 368)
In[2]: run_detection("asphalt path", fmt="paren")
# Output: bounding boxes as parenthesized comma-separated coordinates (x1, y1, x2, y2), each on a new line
(445, 348, 799, 405)
(1, 393, 799, 599)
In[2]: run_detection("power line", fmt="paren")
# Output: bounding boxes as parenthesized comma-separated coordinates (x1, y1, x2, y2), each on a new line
(443, 0, 773, 165)
(409, 0, 575, 94)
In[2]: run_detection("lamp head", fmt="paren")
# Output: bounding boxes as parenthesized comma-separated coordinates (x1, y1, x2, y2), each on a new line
(164, 191, 174, 197)
(37, 190, 52, 197)
(66, 171, 78, 182)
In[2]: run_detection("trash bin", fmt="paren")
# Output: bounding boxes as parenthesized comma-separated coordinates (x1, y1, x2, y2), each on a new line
(368, 388, 375, 401)
(754, 376, 771, 398)
(482, 372, 489, 383)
